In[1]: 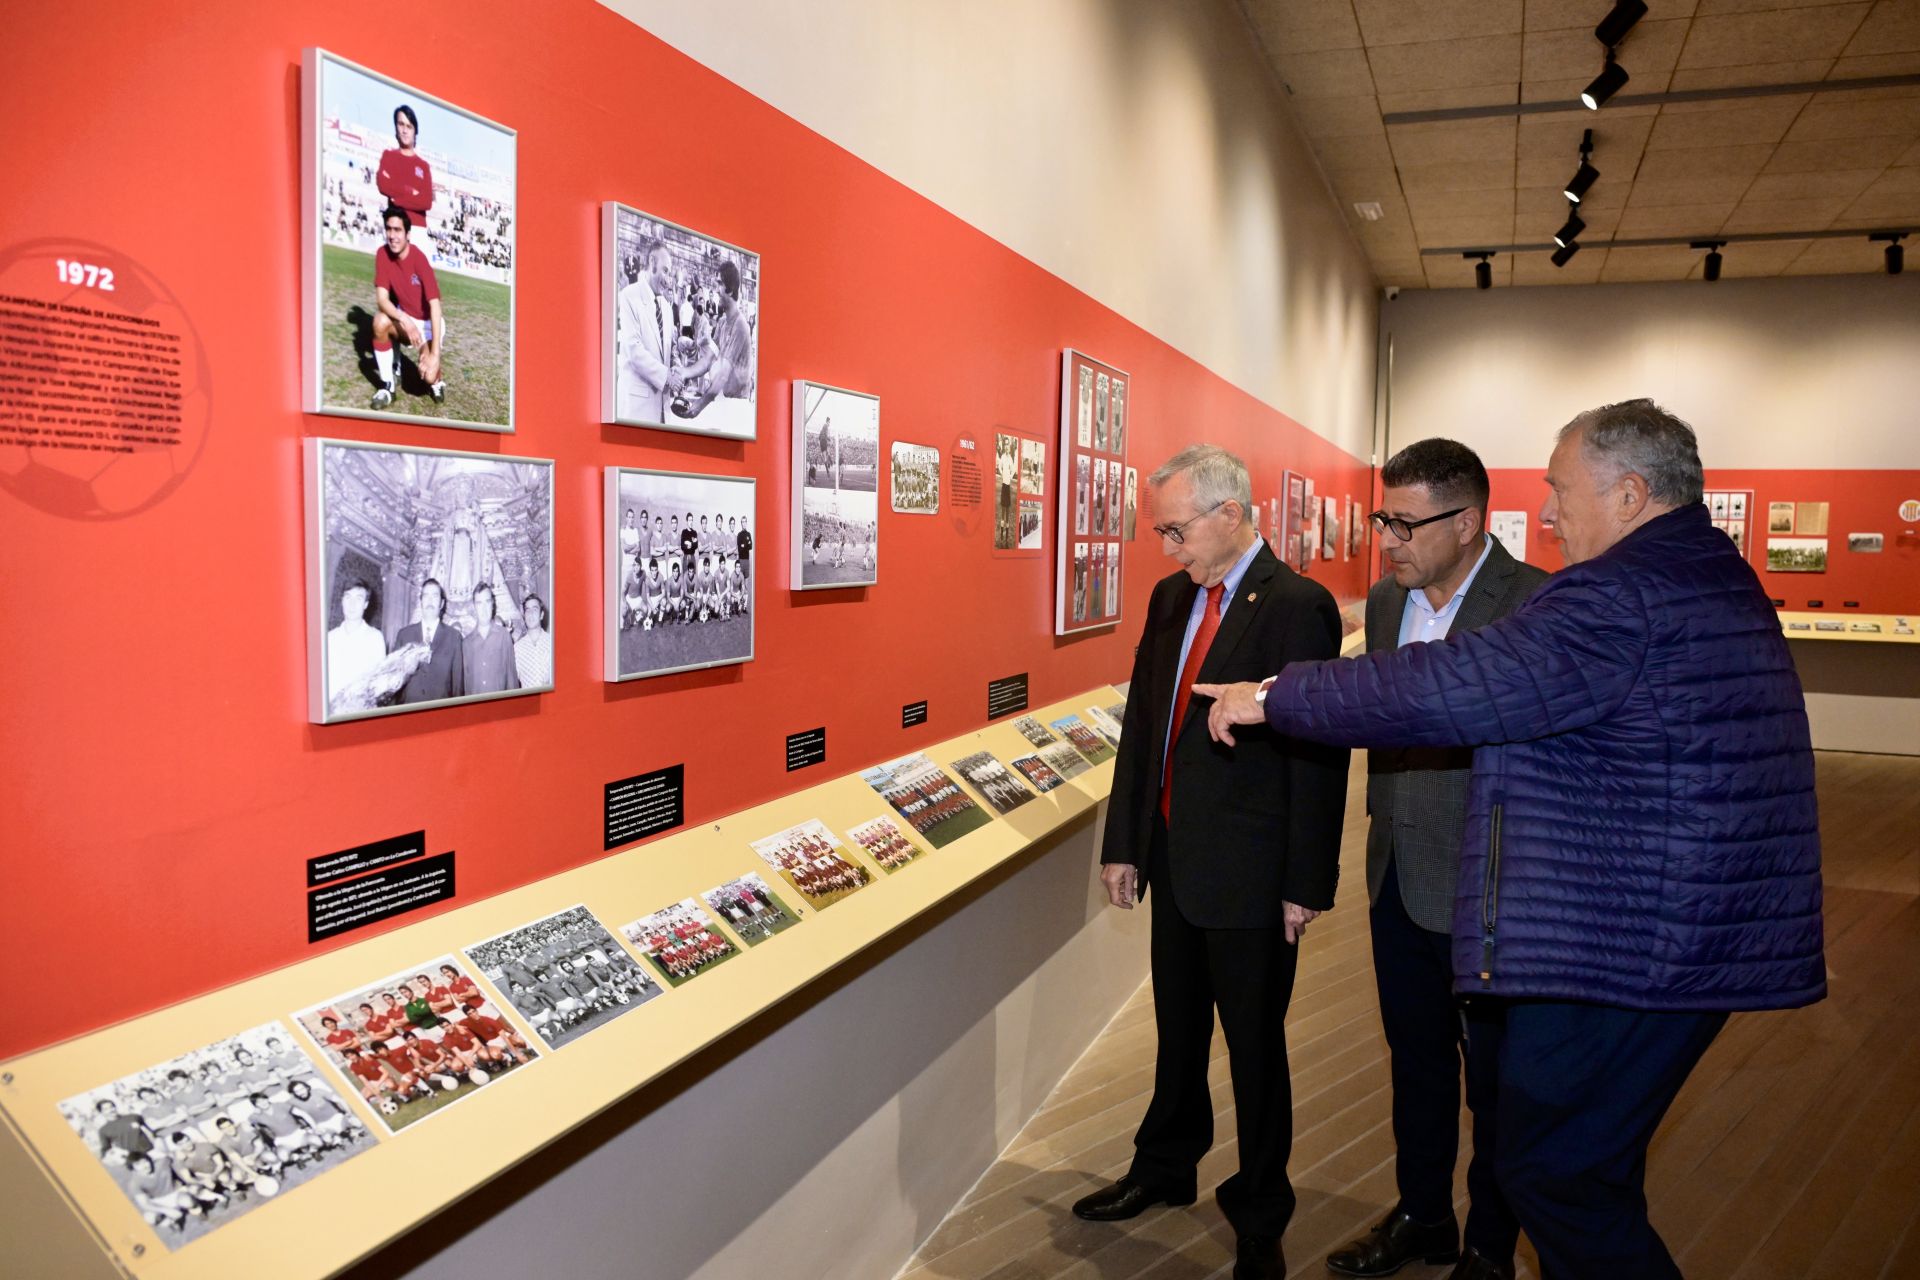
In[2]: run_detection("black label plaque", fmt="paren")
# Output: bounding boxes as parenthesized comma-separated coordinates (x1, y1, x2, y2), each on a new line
(902, 700, 929, 728)
(307, 830, 426, 888)
(605, 765, 686, 851)
(308, 852, 455, 943)
(786, 727, 827, 772)
(986, 672, 1030, 719)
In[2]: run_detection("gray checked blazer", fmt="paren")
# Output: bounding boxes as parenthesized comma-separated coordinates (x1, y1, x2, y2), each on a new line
(1364, 535, 1549, 932)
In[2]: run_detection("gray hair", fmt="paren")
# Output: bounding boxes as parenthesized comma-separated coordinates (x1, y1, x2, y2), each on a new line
(1148, 444, 1253, 516)
(1559, 399, 1704, 507)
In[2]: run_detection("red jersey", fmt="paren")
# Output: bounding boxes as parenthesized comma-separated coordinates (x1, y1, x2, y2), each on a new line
(448, 976, 485, 1010)
(374, 245, 440, 322)
(347, 1057, 386, 1084)
(462, 1014, 507, 1042)
(379, 1045, 418, 1075)
(324, 1027, 361, 1052)
(439, 1025, 478, 1052)
(376, 147, 434, 228)
(364, 1009, 397, 1039)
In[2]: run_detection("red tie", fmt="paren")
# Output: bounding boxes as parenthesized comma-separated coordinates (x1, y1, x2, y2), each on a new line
(1161, 582, 1225, 821)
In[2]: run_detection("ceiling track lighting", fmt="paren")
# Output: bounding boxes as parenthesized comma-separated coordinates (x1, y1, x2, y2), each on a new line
(1555, 207, 1587, 249)
(1464, 251, 1494, 289)
(1693, 240, 1726, 282)
(1551, 241, 1582, 267)
(1583, 53, 1630, 110)
(1871, 232, 1907, 275)
(1594, 0, 1649, 50)
(1565, 128, 1600, 202)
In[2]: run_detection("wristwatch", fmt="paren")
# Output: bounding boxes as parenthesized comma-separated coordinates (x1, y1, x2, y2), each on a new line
(1254, 676, 1277, 705)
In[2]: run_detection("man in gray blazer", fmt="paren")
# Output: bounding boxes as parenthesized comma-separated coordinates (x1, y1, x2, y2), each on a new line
(1327, 440, 1547, 1280)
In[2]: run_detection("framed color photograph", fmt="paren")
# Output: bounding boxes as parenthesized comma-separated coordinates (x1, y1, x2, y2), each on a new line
(306, 439, 554, 724)
(601, 202, 759, 439)
(462, 906, 661, 1052)
(304, 49, 516, 432)
(1056, 350, 1129, 634)
(792, 381, 879, 587)
(605, 467, 755, 682)
(57, 1021, 372, 1252)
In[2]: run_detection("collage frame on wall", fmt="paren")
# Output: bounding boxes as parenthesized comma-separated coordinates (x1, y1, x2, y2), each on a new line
(1054, 349, 1129, 635)
(305, 438, 556, 725)
(600, 202, 761, 441)
(791, 380, 881, 589)
(604, 467, 758, 682)
(302, 48, 518, 434)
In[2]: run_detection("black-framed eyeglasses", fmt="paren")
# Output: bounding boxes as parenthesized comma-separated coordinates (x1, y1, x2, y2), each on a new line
(1152, 500, 1227, 545)
(1369, 507, 1467, 540)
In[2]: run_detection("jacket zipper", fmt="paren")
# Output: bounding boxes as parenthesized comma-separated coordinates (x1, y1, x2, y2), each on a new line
(1479, 803, 1503, 987)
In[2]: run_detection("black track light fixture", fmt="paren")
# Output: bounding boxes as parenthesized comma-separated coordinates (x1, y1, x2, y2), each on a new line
(1693, 240, 1725, 282)
(1871, 232, 1907, 275)
(1555, 209, 1587, 248)
(1551, 241, 1582, 267)
(1583, 54, 1630, 110)
(1594, 0, 1648, 50)
(1565, 129, 1599, 202)
(1464, 251, 1493, 289)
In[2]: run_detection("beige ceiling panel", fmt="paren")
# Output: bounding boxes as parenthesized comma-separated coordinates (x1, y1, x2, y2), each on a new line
(1744, 168, 1885, 201)
(1636, 142, 1775, 179)
(1780, 234, 1891, 272)
(1317, 130, 1399, 173)
(1644, 99, 1807, 152)
(1331, 165, 1405, 203)
(1614, 200, 1739, 232)
(1512, 244, 1611, 283)
(1528, 0, 1700, 32)
(1411, 212, 1519, 246)
(1899, 138, 1920, 164)
(1380, 266, 1433, 287)
(1810, 80, 1920, 100)
(1354, 0, 1524, 46)
(1407, 185, 1519, 219)
(1842, 0, 1920, 55)
(1678, 5, 1874, 68)
(1716, 238, 1818, 274)
(1842, 163, 1920, 215)
(1273, 47, 1378, 98)
(1517, 112, 1656, 164)
(1398, 157, 1522, 192)
(1765, 134, 1914, 170)
(1292, 94, 1390, 138)
(1423, 251, 1516, 288)
(1600, 244, 1710, 279)
(1369, 34, 1525, 92)
(1626, 173, 1758, 203)
(1697, 0, 1874, 14)
(1388, 115, 1519, 164)
(1524, 19, 1692, 80)
(1831, 50, 1920, 74)
(1377, 84, 1522, 113)
(1666, 58, 1835, 88)
(1720, 195, 1853, 227)
(1786, 95, 1920, 139)
(1240, 0, 1364, 54)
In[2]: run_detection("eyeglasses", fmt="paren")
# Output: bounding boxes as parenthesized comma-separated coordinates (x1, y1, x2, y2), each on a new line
(1369, 507, 1467, 541)
(1152, 500, 1226, 545)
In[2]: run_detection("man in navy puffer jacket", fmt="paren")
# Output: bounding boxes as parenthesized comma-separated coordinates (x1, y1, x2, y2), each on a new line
(1196, 400, 1823, 1280)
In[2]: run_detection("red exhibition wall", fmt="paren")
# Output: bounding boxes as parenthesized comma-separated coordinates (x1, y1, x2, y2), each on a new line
(0, 1, 1371, 1058)
(1487, 468, 1919, 613)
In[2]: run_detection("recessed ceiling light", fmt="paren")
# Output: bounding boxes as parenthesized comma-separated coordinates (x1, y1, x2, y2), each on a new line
(1353, 201, 1385, 222)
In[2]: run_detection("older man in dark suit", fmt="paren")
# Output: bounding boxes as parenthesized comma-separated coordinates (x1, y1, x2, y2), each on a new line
(1071, 444, 1348, 1280)
(394, 578, 465, 705)
(1325, 440, 1546, 1280)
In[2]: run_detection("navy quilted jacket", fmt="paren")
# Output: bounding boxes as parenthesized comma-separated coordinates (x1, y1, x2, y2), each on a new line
(1263, 503, 1825, 1011)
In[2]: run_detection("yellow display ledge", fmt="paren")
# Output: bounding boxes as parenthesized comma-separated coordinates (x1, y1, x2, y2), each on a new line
(1777, 611, 1920, 643)
(0, 688, 1121, 1280)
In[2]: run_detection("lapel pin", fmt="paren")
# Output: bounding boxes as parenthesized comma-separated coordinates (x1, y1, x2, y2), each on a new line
(1247, 592, 1257, 602)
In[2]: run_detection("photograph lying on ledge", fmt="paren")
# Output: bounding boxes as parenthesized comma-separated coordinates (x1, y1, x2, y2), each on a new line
(58, 1021, 372, 1252)
(701, 873, 802, 947)
(462, 906, 661, 1052)
(621, 899, 739, 988)
(861, 753, 995, 849)
(952, 751, 1037, 815)
(750, 819, 874, 910)
(1052, 715, 1116, 765)
(847, 815, 925, 873)
(606, 467, 756, 681)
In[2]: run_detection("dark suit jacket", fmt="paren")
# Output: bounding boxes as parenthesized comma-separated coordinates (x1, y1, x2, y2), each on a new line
(1363, 536, 1547, 931)
(394, 619, 465, 704)
(1100, 541, 1349, 929)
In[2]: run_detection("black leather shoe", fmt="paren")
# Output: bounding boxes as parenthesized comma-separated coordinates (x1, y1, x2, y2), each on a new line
(1326, 1207, 1460, 1276)
(1070, 1177, 1196, 1222)
(1234, 1233, 1285, 1279)
(1445, 1247, 1515, 1280)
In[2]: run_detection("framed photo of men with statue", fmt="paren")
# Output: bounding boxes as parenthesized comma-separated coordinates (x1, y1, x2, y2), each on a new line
(305, 439, 555, 724)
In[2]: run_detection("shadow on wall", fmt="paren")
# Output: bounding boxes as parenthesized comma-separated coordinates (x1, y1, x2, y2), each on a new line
(342, 809, 1144, 1280)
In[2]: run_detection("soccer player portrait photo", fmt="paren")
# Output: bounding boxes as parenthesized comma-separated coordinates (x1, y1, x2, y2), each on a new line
(305, 50, 516, 431)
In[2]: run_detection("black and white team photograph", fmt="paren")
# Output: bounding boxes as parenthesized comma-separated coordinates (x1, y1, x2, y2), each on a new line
(602, 202, 759, 439)
(58, 1021, 371, 1251)
(1074, 456, 1091, 536)
(792, 381, 880, 587)
(1071, 540, 1090, 622)
(701, 873, 802, 947)
(462, 906, 662, 1051)
(605, 467, 756, 681)
(751, 819, 874, 910)
(861, 753, 995, 849)
(622, 899, 739, 988)
(1123, 466, 1138, 539)
(847, 815, 924, 873)
(1037, 739, 1093, 781)
(951, 750, 1038, 815)
(1012, 715, 1057, 748)
(293, 956, 539, 1137)
(890, 442, 940, 514)
(306, 50, 516, 431)
(306, 440, 554, 724)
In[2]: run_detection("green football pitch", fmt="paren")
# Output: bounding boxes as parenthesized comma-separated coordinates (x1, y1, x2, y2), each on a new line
(319, 244, 513, 428)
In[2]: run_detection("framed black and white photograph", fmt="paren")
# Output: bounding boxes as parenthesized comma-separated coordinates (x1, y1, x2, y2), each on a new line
(621, 899, 738, 988)
(701, 873, 802, 946)
(58, 1021, 371, 1252)
(605, 467, 755, 682)
(304, 50, 516, 432)
(1847, 532, 1884, 553)
(292, 957, 540, 1137)
(601, 202, 759, 439)
(1124, 467, 1139, 539)
(306, 439, 554, 724)
(891, 442, 940, 514)
(462, 906, 661, 1052)
(792, 381, 879, 587)
(993, 433, 1022, 551)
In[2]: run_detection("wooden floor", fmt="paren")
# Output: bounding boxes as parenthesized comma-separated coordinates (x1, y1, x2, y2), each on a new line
(899, 751, 1920, 1280)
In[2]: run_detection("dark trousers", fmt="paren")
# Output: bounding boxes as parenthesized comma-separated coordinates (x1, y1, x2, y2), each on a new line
(1371, 858, 1518, 1259)
(1128, 819, 1300, 1236)
(1493, 1000, 1727, 1279)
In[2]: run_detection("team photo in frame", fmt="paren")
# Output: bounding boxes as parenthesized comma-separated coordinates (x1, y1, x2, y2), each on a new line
(605, 467, 757, 682)
(303, 49, 517, 432)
